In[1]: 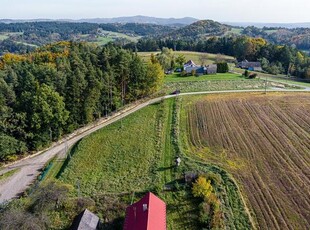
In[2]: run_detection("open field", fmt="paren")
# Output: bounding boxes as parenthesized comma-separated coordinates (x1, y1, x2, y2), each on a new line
(164, 72, 244, 82)
(0, 32, 23, 41)
(56, 99, 202, 228)
(94, 30, 141, 45)
(48, 97, 251, 229)
(225, 28, 243, 36)
(138, 51, 235, 64)
(161, 79, 268, 95)
(183, 93, 310, 229)
(58, 103, 161, 195)
(233, 67, 310, 88)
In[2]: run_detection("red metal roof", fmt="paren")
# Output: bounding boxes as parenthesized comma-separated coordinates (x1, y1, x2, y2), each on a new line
(123, 192, 166, 230)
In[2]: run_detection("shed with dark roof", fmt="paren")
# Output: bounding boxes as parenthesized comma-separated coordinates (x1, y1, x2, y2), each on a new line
(71, 209, 100, 230)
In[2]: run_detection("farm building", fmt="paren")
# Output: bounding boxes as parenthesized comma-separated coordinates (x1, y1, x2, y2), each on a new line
(123, 192, 166, 230)
(71, 209, 100, 230)
(184, 60, 218, 75)
(238, 60, 262, 71)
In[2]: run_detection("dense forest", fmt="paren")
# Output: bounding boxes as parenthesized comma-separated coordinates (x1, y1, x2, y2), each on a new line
(126, 36, 310, 78)
(0, 21, 174, 50)
(0, 41, 164, 161)
(242, 26, 310, 50)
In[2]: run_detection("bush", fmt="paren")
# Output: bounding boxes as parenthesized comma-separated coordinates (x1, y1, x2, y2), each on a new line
(192, 176, 213, 199)
(191, 69, 196, 76)
(248, 73, 258, 79)
(199, 201, 211, 224)
(217, 62, 229, 73)
(180, 70, 187, 77)
(243, 70, 249, 78)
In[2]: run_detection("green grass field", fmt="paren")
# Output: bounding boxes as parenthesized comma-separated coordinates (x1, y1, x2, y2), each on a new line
(233, 67, 310, 88)
(94, 31, 141, 45)
(53, 99, 202, 228)
(0, 34, 9, 41)
(138, 51, 235, 65)
(0, 168, 20, 181)
(164, 72, 243, 82)
(0, 32, 23, 41)
(225, 28, 243, 36)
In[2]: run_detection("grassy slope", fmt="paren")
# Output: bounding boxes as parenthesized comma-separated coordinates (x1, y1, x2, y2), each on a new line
(58, 104, 160, 195)
(56, 99, 201, 228)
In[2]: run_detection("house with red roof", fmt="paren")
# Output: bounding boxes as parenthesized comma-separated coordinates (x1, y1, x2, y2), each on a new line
(123, 192, 166, 230)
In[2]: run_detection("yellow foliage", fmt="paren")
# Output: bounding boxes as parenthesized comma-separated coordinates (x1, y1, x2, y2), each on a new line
(192, 176, 213, 199)
(2, 53, 27, 64)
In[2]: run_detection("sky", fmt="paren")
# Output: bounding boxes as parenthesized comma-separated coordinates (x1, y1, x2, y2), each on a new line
(1, 0, 310, 23)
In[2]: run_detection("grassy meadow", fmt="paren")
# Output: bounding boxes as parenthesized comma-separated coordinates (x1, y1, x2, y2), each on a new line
(138, 50, 235, 65)
(164, 72, 243, 83)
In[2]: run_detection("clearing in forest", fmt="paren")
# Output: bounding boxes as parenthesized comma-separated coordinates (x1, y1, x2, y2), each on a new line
(183, 92, 310, 230)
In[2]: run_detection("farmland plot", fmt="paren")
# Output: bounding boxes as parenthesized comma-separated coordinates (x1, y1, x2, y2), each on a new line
(184, 93, 310, 230)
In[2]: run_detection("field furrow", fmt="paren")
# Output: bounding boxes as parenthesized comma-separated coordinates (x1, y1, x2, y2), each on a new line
(184, 93, 310, 229)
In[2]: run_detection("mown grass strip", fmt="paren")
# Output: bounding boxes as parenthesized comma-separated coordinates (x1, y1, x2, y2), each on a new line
(0, 168, 20, 181)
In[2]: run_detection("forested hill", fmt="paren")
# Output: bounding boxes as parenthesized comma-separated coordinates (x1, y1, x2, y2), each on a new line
(0, 41, 164, 162)
(159, 20, 232, 40)
(0, 20, 310, 55)
(0, 21, 176, 55)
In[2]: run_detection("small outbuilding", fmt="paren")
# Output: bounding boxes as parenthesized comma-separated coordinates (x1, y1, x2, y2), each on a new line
(184, 172, 198, 184)
(71, 209, 100, 230)
(206, 64, 217, 74)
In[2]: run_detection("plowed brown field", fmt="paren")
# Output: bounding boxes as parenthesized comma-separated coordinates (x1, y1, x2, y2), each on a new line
(185, 93, 310, 230)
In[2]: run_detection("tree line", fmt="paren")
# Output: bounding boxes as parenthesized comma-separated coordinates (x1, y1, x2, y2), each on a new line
(125, 36, 310, 78)
(0, 41, 164, 161)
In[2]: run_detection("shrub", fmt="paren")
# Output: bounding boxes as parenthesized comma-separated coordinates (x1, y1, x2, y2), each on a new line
(217, 62, 229, 73)
(192, 176, 213, 199)
(203, 172, 222, 187)
(243, 70, 249, 78)
(199, 201, 211, 224)
(249, 73, 258, 79)
(180, 70, 187, 77)
(191, 69, 196, 76)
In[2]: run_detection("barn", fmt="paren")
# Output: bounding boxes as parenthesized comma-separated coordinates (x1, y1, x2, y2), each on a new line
(123, 192, 166, 230)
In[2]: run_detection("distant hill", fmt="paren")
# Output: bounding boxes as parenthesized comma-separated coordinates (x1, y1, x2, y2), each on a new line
(0, 16, 199, 26)
(160, 20, 232, 40)
(224, 22, 310, 29)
